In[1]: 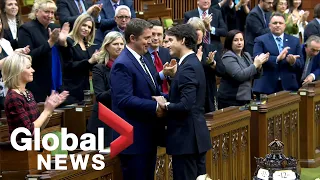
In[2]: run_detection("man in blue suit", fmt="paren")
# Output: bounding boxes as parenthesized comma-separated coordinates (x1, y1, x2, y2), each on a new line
(300, 35, 320, 86)
(245, 0, 273, 55)
(109, 19, 163, 180)
(153, 24, 211, 180)
(96, 0, 136, 44)
(253, 12, 303, 95)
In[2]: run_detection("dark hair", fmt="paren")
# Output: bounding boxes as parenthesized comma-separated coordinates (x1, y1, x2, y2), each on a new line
(147, 19, 162, 27)
(0, 15, 4, 39)
(223, 29, 244, 54)
(273, 0, 288, 12)
(269, 12, 286, 22)
(314, 3, 320, 18)
(288, 0, 302, 13)
(0, 0, 23, 30)
(165, 24, 197, 50)
(124, 18, 153, 43)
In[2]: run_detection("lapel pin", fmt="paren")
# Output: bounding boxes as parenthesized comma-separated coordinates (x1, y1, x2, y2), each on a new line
(285, 39, 288, 41)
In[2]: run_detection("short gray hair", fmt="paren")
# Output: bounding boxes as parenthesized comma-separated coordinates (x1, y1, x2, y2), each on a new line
(306, 35, 320, 47)
(115, 5, 131, 17)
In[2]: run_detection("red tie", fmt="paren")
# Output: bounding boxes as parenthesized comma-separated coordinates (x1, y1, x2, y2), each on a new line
(152, 51, 169, 94)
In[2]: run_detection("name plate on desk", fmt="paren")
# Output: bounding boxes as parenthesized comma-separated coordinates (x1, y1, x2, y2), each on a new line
(299, 91, 307, 96)
(273, 170, 296, 180)
(75, 108, 83, 112)
(257, 168, 269, 180)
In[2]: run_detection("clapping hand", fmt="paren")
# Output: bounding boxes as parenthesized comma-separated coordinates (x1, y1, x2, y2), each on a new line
(89, 50, 100, 64)
(87, 4, 102, 18)
(15, 45, 30, 54)
(59, 22, 70, 46)
(302, 74, 314, 86)
(163, 59, 177, 77)
(253, 52, 269, 69)
(206, 51, 217, 68)
(277, 47, 290, 62)
(44, 91, 69, 113)
(203, 14, 212, 31)
(286, 54, 300, 65)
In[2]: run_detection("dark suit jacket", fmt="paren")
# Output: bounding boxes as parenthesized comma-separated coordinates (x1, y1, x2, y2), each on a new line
(196, 43, 222, 113)
(297, 44, 320, 83)
(59, 37, 99, 104)
(3, 28, 18, 50)
(245, 5, 271, 55)
(252, 33, 303, 94)
(18, 20, 60, 102)
(304, 19, 320, 42)
(56, 0, 91, 27)
(165, 53, 211, 155)
(144, 47, 171, 86)
(87, 63, 113, 146)
(96, 0, 136, 44)
(184, 7, 227, 44)
(110, 47, 162, 154)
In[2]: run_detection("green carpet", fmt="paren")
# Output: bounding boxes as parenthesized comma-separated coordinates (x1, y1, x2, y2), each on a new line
(301, 167, 320, 180)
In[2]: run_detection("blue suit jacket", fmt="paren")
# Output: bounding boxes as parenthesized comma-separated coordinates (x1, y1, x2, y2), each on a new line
(252, 33, 303, 94)
(299, 44, 320, 81)
(110, 47, 162, 154)
(95, 0, 136, 45)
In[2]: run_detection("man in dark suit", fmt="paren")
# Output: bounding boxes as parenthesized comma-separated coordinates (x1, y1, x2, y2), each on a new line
(300, 35, 320, 85)
(144, 20, 171, 94)
(184, 0, 227, 47)
(96, 0, 136, 44)
(56, 0, 101, 27)
(104, 5, 131, 36)
(252, 13, 303, 95)
(109, 18, 163, 180)
(153, 24, 211, 180)
(245, 0, 273, 55)
(304, 4, 320, 42)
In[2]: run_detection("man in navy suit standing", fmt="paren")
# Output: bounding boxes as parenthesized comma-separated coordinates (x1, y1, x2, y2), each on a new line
(245, 0, 273, 55)
(109, 18, 163, 180)
(153, 24, 211, 180)
(253, 12, 303, 95)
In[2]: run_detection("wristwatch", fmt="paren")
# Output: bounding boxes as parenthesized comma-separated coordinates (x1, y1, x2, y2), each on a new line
(165, 102, 170, 111)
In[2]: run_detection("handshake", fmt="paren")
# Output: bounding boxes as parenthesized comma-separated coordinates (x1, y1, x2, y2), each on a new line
(152, 96, 168, 117)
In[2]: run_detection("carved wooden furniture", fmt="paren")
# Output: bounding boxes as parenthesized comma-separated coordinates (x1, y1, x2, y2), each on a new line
(205, 107, 251, 180)
(298, 81, 320, 168)
(154, 147, 172, 180)
(250, 91, 300, 175)
(0, 141, 51, 179)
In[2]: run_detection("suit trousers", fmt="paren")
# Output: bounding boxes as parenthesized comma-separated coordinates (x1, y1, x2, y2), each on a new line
(172, 151, 207, 180)
(119, 150, 157, 180)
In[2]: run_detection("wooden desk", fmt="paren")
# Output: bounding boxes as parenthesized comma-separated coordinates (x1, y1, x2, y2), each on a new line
(58, 105, 93, 140)
(298, 82, 320, 168)
(250, 91, 300, 174)
(26, 151, 122, 180)
(205, 107, 251, 180)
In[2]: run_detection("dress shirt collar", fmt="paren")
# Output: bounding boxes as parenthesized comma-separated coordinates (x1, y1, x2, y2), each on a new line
(198, 7, 209, 19)
(126, 45, 141, 61)
(179, 51, 194, 65)
(272, 33, 284, 42)
(148, 47, 159, 54)
(316, 18, 320, 25)
(110, 0, 120, 7)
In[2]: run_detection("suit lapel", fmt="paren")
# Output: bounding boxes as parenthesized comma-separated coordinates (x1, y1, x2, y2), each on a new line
(158, 47, 168, 64)
(283, 34, 290, 52)
(125, 49, 157, 94)
(70, 1, 81, 15)
(269, 33, 280, 54)
(144, 52, 157, 72)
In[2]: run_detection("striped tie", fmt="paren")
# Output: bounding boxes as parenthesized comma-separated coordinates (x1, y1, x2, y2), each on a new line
(76, 0, 83, 14)
(202, 11, 210, 44)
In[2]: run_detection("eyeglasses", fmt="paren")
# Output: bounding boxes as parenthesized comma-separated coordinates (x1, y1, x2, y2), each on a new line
(116, 16, 130, 20)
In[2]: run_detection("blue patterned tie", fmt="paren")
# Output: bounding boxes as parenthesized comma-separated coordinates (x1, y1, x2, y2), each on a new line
(276, 37, 283, 53)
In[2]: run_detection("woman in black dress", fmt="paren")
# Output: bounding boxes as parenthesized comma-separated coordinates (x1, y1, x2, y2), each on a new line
(187, 17, 222, 112)
(87, 31, 125, 147)
(59, 14, 99, 105)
